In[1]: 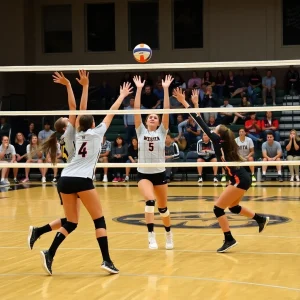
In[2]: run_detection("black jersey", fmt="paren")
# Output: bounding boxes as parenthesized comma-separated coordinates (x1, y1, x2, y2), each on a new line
(189, 112, 243, 177)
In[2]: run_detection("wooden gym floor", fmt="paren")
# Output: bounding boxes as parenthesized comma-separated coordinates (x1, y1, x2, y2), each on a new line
(0, 181, 300, 300)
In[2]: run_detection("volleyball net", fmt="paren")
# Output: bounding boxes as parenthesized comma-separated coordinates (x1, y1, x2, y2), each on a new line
(0, 60, 299, 171)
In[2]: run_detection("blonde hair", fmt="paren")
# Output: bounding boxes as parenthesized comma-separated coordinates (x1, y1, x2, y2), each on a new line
(290, 129, 300, 141)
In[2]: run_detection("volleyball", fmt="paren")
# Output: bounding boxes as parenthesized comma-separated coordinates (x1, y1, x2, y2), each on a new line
(133, 43, 152, 63)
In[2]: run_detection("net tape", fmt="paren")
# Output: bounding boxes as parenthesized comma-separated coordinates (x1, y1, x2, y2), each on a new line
(1, 59, 300, 72)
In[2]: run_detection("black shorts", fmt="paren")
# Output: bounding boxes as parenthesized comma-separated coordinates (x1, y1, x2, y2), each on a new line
(57, 177, 94, 195)
(198, 155, 216, 162)
(228, 168, 252, 191)
(137, 171, 167, 186)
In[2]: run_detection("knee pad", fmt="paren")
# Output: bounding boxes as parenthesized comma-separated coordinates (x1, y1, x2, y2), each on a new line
(213, 206, 225, 218)
(94, 216, 106, 229)
(158, 207, 170, 217)
(229, 205, 242, 214)
(60, 218, 67, 226)
(145, 200, 155, 213)
(63, 221, 78, 234)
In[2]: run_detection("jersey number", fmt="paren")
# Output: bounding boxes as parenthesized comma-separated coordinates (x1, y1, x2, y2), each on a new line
(149, 142, 154, 152)
(78, 142, 87, 157)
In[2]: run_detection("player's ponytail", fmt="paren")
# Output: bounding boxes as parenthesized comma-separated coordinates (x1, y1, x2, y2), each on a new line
(218, 125, 243, 162)
(39, 132, 59, 164)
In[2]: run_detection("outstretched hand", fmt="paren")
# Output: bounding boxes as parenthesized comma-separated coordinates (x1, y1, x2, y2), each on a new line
(76, 70, 89, 86)
(133, 75, 145, 88)
(120, 82, 133, 97)
(162, 74, 174, 88)
(172, 87, 186, 103)
(52, 72, 70, 86)
(191, 89, 199, 107)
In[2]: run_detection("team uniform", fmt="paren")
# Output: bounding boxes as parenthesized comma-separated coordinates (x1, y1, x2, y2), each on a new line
(57, 122, 107, 194)
(0, 144, 16, 162)
(57, 122, 76, 204)
(197, 139, 216, 162)
(136, 123, 168, 185)
(60, 122, 76, 163)
(190, 113, 252, 190)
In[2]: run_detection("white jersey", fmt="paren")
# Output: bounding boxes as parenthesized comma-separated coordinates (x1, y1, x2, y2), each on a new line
(60, 122, 76, 162)
(235, 136, 254, 159)
(0, 144, 16, 161)
(136, 123, 167, 174)
(62, 123, 107, 179)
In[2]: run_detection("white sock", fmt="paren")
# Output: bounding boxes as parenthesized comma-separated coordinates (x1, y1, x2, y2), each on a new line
(278, 171, 282, 175)
(262, 172, 266, 175)
(1, 178, 4, 182)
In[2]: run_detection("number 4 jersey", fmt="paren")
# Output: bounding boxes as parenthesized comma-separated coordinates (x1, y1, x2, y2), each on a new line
(136, 123, 167, 174)
(61, 122, 107, 179)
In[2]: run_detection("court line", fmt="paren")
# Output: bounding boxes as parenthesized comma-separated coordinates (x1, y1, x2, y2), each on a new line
(0, 230, 300, 239)
(0, 271, 299, 292)
(1, 246, 300, 256)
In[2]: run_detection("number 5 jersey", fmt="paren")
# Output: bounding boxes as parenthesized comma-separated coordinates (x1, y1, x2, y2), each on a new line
(62, 122, 107, 179)
(136, 123, 168, 174)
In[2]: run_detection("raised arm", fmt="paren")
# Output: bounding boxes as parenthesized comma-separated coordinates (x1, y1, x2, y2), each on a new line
(173, 88, 218, 141)
(133, 76, 145, 129)
(76, 70, 89, 111)
(161, 75, 174, 129)
(52, 72, 76, 126)
(102, 82, 133, 129)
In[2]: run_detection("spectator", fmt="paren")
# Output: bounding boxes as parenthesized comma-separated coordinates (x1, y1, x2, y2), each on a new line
(188, 71, 202, 89)
(202, 71, 215, 87)
(45, 142, 63, 183)
(97, 135, 111, 183)
(262, 69, 276, 106)
(285, 65, 299, 95)
(111, 136, 128, 182)
(38, 120, 54, 143)
(22, 134, 46, 183)
(231, 69, 248, 98)
(0, 117, 11, 139)
(235, 128, 256, 181)
(217, 98, 233, 125)
(207, 114, 219, 128)
(177, 115, 201, 147)
(165, 133, 180, 182)
(141, 72, 153, 87)
(124, 137, 138, 182)
(170, 73, 186, 90)
(141, 85, 160, 109)
(261, 132, 283, 182)
(247, 68, 262, 105)
(214, 70, 225, 99)
(260, 111, 280, 142)
(153, 81, 164, 104)
(224, 70, 235, 98)
(196, 132, 218, 183)
(124, 97, 136, 144)
(0, 136, 17, 186)
(285, 129, 300, 182)
(245, 112, 262, 147)
(201, 85, 218, 123)
(26, 122, 36, 142)
(231, 95, 251, 124)
(14, 132, 28, 183)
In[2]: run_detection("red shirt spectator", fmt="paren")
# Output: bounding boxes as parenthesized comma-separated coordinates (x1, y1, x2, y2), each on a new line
(260, 111, 279, 131)
(245, 112, 261, 134)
